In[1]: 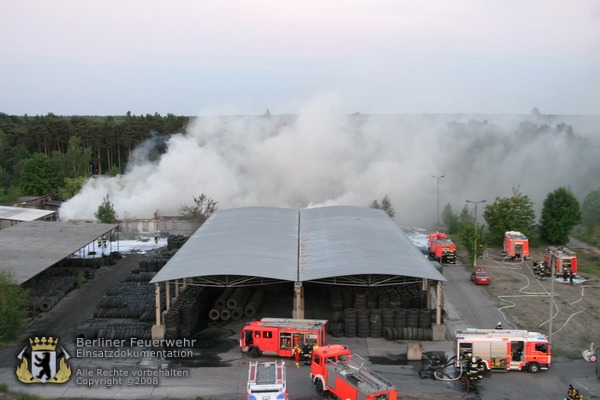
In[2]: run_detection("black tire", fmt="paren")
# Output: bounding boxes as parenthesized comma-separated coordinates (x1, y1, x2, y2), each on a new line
(315, 379, 326, 396)
(527, 362, 540, 373)
(249, 347, 261, 358)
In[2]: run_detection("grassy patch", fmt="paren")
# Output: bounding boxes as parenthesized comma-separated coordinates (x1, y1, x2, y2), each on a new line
(573, 225, 600, 247)
(577, 251, 600, 278)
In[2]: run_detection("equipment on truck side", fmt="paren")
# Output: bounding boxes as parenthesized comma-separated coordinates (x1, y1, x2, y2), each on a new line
(246, 360, 288, 400)
(240, 318, 327, 359)
(503, 231, 530, 259)
(544, 246, 578, 276)
(310, 344, 398, 400)
(428, 232, 457, 264)
(455, 328, 551, 373)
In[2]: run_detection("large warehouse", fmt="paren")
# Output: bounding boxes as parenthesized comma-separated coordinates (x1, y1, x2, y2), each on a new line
(150, 205, 447, 340)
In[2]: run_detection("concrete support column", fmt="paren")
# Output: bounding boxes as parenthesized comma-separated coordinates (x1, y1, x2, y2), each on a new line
(293, 282, 304, 319)
(154, 283, 161, 325)
(432, 281, 446, 341)
(175, 279, 180, 297)
(151, 283, 166, 340)
(435, 281, 443, 325)
(165, 281, 171, 311)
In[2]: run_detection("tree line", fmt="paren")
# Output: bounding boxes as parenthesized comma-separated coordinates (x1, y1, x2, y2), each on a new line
(439, 186, 600, 264)
(0, 112, 189, 202)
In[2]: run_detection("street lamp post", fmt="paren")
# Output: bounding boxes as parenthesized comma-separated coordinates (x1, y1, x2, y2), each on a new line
(466, 199, 486, 268)
(432, 175, 445, 226)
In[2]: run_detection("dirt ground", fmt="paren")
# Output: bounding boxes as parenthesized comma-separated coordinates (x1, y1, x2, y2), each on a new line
(461, 242, 600, 360)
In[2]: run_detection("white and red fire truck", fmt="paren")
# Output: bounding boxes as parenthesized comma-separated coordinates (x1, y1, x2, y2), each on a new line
(310, 344, 397, 400)
(246, 360, 288, 400)
(428, 232, 457, 264)
(543, 246, 578, 276)
(455, 328, 551, 373)
(240, 318, 328, 358)
(503, 231, 530, 259)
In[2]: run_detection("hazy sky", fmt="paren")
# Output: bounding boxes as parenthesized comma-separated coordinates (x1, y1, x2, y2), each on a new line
(1, 1, 599, 116)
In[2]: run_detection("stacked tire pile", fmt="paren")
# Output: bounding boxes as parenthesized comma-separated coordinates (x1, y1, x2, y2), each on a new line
(164, 286, 210, 339)
(327, 285, 437, 341)
(78, 321, 152, 340)
(26, 271, 77, 313)
(126, 259, 159, 283)
(167, 234, 188, 251)
(125, 271, 157, 283)
(208, 288, 264, 322)
(66, 257, 105, 269)
(93, 281, 157, 319)
(137, 259, 165, 273)
(381, 307, 434, 340)
(85, 249, 174, 341)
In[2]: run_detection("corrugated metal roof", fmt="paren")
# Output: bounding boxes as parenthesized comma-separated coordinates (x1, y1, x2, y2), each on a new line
(0, 206, 56, 221)
(150, 207, 300, 283)
(151, 206, 445, 285)
(0, 221, 119, 284)
(299, 206, 445, 282)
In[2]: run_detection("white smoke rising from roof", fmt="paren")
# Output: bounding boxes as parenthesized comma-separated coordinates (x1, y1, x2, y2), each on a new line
(58, 97, 600, 225)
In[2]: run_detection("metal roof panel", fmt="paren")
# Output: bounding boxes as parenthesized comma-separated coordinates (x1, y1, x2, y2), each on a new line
(299, 206, 446, 282)
(150, 207, 299, 283)
(0, 221, 119, 284)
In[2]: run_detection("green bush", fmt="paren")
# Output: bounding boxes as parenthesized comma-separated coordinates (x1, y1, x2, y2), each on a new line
(0, 271, 29, 341)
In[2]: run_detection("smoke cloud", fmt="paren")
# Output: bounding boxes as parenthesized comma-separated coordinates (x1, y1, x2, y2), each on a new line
(59, 97, 600, 226)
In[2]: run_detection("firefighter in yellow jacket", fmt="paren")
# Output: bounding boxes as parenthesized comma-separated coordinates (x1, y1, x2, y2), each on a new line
(293, 345, 302, 368)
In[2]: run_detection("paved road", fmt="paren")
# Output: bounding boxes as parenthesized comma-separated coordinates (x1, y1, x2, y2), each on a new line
(442, 261, 510, 333)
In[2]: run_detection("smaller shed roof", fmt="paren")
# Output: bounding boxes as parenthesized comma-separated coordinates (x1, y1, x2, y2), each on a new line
(0, 221, 119, 284)
(0, 206, 56, 222)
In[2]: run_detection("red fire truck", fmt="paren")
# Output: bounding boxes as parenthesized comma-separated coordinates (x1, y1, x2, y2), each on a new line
(246, 360, 288, 400)
(455, 328, 551, 373)
(428, 232, 456, 264)
(543, 246, 578, 276)
(503, 231, 530, 259)
(310, 344, 397, 400)
(240, 318, 328, 358)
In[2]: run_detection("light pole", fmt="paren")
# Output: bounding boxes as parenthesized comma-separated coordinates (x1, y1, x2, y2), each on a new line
(432, 175, 445, 226)
(466, 199, 486, 268)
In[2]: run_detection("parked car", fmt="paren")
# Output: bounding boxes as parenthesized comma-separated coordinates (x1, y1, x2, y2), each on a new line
(471, 268, 491, 285)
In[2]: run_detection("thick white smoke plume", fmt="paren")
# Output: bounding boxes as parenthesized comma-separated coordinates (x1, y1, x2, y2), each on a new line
(59, 97, 600, 225)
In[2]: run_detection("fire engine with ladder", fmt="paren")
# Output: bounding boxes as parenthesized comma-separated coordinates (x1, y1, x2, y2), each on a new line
(246, 360, 288, 400)
(543, 246, 578, 276)
(503, 231, 530, 259)
(240, 318, 327, 358)
(428, 232, 457, 264)
(310, 344, 397, 400)
(455, 329, 551, 373)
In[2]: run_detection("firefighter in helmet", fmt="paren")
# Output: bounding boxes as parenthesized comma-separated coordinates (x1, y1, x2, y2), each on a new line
(476, 356, 485, 381)
(467, 357, 479, 385)
(301, 342, 311, 365)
